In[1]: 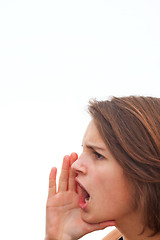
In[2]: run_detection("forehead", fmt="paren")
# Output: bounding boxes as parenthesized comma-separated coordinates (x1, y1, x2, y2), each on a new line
(82, 120, 106, 147)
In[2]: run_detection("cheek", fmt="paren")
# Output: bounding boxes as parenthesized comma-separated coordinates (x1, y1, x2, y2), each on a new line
(83, 175, 135, 224)
(93, 172, 134, 209)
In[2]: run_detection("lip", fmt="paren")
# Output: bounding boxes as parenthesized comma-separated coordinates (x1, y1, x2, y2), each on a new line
(75, 178, 88, 193)
(75, 177, 90, 210)
(79, 196, 89, 210)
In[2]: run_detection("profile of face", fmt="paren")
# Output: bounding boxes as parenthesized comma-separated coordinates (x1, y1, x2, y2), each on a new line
(72, 120, 136, 225)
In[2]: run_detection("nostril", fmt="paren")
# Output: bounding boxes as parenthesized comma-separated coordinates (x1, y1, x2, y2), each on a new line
(75, 169, 82, 174)
(72, 164, 87, 175)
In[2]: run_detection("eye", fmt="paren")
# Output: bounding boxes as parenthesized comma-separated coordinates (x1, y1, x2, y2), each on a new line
(93, 151, 104, 160)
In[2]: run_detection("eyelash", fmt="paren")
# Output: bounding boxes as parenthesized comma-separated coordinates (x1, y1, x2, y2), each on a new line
(93, 151, 104, 160)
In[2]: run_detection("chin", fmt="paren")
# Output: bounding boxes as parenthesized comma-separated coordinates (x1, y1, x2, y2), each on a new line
(81, 209, 116, 224)
(81, 211, 103, 224)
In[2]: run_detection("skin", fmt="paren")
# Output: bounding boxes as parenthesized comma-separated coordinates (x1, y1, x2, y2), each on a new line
(45, 120, 160, 240)
(72, 120, 135, 224)
(45, 152, 115, 240)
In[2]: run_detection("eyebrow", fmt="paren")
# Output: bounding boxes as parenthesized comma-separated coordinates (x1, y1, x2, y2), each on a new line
(83, 143, 106, 152)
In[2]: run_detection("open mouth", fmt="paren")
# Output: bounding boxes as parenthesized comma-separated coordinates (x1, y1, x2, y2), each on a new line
(76, 178, 90, 208)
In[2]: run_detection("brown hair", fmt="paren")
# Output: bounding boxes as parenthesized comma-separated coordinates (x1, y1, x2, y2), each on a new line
(88, 96, 160, 236)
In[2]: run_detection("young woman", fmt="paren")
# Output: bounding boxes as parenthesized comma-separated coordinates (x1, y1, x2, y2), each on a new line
(45, 96, 160, 240)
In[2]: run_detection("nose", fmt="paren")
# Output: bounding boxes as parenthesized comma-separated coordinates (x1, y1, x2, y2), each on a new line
(71, 154, 87, 175)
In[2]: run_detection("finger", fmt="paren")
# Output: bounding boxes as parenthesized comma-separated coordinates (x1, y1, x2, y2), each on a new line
(58, 155, 70, 192)
(68, 152, 78, 191)
(48, 167, 57, 198)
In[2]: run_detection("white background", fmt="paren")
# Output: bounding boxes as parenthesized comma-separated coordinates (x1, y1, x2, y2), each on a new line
(0, 0, 160, 239)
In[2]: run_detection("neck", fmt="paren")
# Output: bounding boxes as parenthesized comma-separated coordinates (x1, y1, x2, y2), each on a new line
(116, 212, 160, 240)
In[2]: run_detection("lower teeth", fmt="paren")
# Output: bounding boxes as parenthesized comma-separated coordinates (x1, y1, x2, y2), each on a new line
(85, 197, 90, 203)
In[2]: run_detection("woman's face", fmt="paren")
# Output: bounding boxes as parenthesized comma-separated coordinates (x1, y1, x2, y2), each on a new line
(72, 120, 135, 224)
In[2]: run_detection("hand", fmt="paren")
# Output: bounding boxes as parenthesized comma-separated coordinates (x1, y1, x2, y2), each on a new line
(45, 153, 115, 240)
